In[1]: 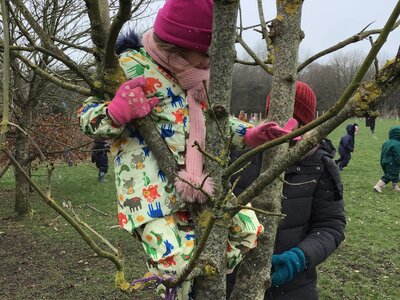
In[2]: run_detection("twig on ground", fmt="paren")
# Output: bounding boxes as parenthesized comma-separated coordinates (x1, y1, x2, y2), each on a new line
(86, 203, 109, 216)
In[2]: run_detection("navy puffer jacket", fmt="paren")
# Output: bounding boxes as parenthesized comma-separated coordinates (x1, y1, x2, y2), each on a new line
(229, 139, 346, 300)
(338, 124, 357, 156)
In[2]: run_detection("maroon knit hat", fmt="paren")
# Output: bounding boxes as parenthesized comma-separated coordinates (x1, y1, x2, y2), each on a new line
(154, 0, 213, 53)
(265, 81, 317, 125)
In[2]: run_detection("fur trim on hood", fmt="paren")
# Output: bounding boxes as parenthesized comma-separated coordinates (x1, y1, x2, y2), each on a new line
(116, 29, 142, 55)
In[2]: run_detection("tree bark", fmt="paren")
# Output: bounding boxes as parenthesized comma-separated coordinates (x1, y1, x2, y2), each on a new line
(231, 1, 304, 299)
(0, 161, 12, 179)
(194, 1, 240, 299)
(14, 104, 32, 217)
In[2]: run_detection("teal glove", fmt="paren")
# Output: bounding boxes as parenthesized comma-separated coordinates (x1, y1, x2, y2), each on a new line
(271, 247, 306, 287)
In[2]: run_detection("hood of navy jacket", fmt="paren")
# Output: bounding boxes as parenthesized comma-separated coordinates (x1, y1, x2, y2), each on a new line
(345, 123, 359, 137)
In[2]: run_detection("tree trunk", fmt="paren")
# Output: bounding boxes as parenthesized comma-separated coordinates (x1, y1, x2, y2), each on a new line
(194, 1, 240, 299)
(14, 106, 32, 217)
(230, 1, 303, 299)
(0, 161, 12, 179)
(98, 0, 110, 33)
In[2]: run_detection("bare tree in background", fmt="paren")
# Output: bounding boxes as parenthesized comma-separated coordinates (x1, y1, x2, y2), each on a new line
(2, 0, 92, 216)
(1, 0, 400, 299)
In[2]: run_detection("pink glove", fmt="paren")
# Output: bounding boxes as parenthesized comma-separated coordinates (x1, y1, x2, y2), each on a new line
(244, 118, 299, 147)
(107, 77, 159, 126)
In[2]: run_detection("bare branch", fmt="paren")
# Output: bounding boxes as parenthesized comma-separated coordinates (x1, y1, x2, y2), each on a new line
(226, 205, 286, 218)
(236, 35, 273, 74)
(176, 171, 213, 201)
(1, 149, 124, 271)
(234, 58, 267, 65)
(193, 141, 223, 164)
(14, 52, 92, 96)
(84, 0, 109, 55)
(298, 19, 400, 72)
(46, 162, 55, 198)
(0, 161, 12, 179)
(104, 0, 135, 69)
(1, 0, 11, 138)
(132, 118, 181, 183)
(368, 36, 380, 78)
(164, 212, 217, 288)
(51, 36, 94, 53)
(86, 204, 109, 216)
(11, 0, 96, 90)
(203, 80, 226, 138)
(70, 206, 118, 255)
(8, 121, 46, 162)
(257, 0, 272, 59)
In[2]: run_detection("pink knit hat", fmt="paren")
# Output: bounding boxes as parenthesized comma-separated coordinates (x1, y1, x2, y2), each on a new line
(154, 0, 213, 53)
(266, 81, 317, 125)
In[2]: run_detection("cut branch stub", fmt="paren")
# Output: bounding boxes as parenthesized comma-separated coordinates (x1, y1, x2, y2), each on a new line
(207, 105, 229, 120)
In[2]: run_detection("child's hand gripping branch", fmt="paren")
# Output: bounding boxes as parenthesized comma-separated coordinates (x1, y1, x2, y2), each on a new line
(107, 76, 159, 126)
(244, 117, 299, 148)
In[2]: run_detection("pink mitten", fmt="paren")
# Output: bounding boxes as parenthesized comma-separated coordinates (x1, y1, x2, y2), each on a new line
(268, 118, 300, 140)
(107, 77, 159, 126)
(244, 118, 299, 148)
(244, 122, 278, 147)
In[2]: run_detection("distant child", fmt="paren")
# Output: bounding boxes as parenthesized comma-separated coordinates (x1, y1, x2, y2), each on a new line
(238, 110, 247, 122)
(91, 140, 109, 182)
(251, 113, 259, 124)
(365, 116, 377, 134)
(373, 126, 400, 192)
(335, 123, 359, 170)
(77, 0, 297, 298)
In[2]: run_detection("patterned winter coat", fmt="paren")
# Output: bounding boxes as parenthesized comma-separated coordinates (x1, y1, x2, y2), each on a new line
(78, 48, 253, 233)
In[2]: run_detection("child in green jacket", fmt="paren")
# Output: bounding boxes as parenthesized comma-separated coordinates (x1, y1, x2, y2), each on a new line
(374, 126, 400, 192)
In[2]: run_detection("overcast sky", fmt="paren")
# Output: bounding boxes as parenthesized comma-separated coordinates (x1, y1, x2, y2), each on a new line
(238, 0, 400, 62)
(147, 1, 399, 63)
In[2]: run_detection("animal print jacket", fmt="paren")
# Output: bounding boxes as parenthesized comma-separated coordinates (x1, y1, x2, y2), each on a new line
(78, 48, 253, 233)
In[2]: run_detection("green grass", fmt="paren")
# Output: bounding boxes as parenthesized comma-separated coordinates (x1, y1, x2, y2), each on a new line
(1, 118, 400, 299)
(318, 118, 400, 300)
(0, 163, 156, 300)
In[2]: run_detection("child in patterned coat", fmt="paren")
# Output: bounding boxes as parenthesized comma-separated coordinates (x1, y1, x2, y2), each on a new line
(78, 0, 298, 298)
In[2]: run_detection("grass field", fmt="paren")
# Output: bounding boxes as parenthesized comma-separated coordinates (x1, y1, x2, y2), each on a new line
(1, 118, 399, 299)
(319, 118, 400, 300)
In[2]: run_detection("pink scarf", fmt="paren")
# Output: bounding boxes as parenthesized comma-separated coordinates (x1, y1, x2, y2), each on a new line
(142, 30, 213, 203)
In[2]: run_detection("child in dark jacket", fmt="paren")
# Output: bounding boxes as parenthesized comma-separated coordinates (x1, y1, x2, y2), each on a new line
(373, 126, 400, 192)
(227, 82, 346, 300)
(335, 123, 359, 170)
(91, 140, 109, 182)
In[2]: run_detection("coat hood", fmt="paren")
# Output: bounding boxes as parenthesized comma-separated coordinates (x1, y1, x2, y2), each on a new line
(346, 124, 355, 136)
(115, 29, 142, 55)
(389, 126, 400, 141)
(346, 123, 358, 137)
(319, 138, 336, 157)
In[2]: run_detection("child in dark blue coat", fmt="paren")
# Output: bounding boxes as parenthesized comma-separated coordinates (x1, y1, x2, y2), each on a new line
(91, 140, 109, 182)
(335, 123, 359, 170)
